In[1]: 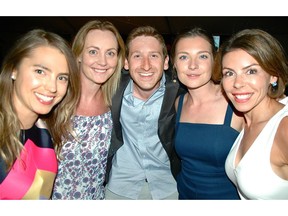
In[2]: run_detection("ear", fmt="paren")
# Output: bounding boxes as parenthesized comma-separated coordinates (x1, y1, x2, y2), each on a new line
(270, 75, 278, 84)
(11, 71, 17, 80)
(77, 54, 83, 63)
(164, 55, 169, 71)
(124, 58, 129, 70)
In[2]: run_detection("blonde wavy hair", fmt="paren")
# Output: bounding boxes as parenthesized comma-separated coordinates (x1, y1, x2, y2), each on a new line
(72, 19, 125, 107)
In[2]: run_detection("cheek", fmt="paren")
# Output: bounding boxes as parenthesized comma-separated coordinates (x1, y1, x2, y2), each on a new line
(126, 60, 137, 71)
(128, 70, 139, 81)
(221, 79, 231, 91)
(57, 83, 69, 96)
(250, 76, 267, 84)
(26, 75, 42, 88)
(247, 77, 264, 88)
(177, 72, 186, 82)
(108, 58, 118, 67)
(252, 78, 270, 92)
(206, 61, 213, 71)
(174, 62, 186, 72)
(82, 53, 97, 64)
(82, 56, 94, 65)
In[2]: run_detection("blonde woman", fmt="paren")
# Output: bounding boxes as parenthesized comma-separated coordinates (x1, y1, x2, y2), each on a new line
(52, 20, 125, 200)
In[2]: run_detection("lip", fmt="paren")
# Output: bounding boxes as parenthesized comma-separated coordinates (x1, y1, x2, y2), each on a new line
(232, 93, 252, 103)
(139, 72, 153, 77)
(35, 92, 55, 105)
(92, 68, 107, 73)
(187, 73, 200, 77)
(185, 73, 201, 80)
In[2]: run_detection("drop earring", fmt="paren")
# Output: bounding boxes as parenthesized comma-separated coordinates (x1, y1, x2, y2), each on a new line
(271, 81, 277, 87)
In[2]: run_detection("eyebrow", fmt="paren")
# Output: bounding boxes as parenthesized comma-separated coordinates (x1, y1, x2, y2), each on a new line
(131, 50, 162, 55)
(33, 64, 51, 72)
(87, 46, 117, 51)
(243, 63, 260, 70)
(177, 50, 211, 55)
(33, 64, 69, 75)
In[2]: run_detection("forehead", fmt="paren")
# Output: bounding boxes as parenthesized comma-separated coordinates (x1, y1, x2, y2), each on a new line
(176, 36, 211, 50)
(23, 46, 68, 71)
(224, 49, 255, 61)
(28, 45, 64, 59)
(222, 49, 260, 69)
(129, 36, 162, 50)
(85, 29, 117, 46)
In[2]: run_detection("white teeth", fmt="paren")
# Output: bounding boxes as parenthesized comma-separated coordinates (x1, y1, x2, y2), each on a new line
(94, 69, 106, 73)
(139, 73, 153, 76)
(35, 93, 53, 102)
(188, 74, 198, 76)
(235, 94, 251, 100)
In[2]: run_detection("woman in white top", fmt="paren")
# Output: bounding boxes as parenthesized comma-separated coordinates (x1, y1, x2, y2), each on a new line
(214, 28, 288, 199)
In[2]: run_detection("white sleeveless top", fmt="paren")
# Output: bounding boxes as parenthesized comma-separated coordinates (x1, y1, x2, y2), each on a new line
(225, 99, 288, 200)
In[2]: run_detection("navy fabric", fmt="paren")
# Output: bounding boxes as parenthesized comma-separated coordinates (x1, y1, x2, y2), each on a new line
(175, 93, 240, 200)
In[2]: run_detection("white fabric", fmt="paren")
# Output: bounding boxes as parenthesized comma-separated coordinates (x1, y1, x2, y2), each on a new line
(225, 100, 288, 200)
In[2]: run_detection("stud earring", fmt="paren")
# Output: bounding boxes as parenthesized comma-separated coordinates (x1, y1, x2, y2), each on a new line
(11, 75, 16, 80)
(271, 81, 277, 87)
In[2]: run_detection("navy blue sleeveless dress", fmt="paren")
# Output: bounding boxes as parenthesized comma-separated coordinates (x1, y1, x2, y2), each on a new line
(175, 93, 240, 200)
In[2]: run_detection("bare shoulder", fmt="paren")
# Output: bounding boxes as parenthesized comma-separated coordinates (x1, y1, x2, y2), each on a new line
(231, 112, 244, 132)
(277, 116, 288, 143)
(227, 99, 245, 132)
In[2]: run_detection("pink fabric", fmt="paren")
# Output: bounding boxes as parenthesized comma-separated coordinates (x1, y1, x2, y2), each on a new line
(0, 139, 57, 199)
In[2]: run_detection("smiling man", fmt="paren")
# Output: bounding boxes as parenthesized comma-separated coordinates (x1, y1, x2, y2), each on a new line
(105, 26, 182, 200)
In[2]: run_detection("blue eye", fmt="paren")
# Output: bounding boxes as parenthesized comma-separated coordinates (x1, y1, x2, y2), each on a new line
(179, 55, 187, 60)
(199, 54, 208, 59)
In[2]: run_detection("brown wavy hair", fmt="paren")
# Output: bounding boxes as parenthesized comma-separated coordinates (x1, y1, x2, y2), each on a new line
(0, 29, 80, 170)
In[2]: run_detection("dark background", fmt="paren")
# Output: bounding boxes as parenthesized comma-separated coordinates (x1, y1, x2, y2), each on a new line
(1, 16, 288, 63)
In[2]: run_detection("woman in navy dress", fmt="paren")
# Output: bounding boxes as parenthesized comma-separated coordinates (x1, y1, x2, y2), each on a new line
(170, 27, 243, 199)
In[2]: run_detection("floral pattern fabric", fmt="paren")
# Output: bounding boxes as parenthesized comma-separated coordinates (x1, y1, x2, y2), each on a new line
(52, 111, 112, 200)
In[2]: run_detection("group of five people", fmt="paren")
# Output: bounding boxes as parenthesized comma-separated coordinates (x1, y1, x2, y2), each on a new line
(0, 18, 287, 200)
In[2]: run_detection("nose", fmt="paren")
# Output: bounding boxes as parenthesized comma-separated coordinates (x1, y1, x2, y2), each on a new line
(233, 74, 245, 89)
(44, 77, 57, 93)
(189, 58, 199, 70)
(141, 56, 152, 71)
(96, 53, 107, 66)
